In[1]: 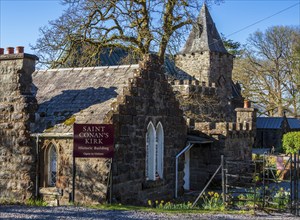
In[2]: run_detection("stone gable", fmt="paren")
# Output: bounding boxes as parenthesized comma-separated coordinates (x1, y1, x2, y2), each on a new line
(103, 54, 187, 204)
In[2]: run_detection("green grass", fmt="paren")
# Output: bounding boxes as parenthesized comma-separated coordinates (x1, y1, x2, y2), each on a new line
(0, 198, 47, 207)
(25, 198, 48, 206)
(88, 203, 254, 215)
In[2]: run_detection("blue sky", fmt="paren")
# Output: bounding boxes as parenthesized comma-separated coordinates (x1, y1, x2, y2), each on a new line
(0, 0, 299, 54)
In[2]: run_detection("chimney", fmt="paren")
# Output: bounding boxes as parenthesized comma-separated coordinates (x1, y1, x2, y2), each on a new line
(235, 104, 257, 130)
(0, 45, 39, 95)
(16, 46, 24, 54)
(7, 47, 14, 54)
(244, 100, 250, 108)
(0, 48, 4, 55)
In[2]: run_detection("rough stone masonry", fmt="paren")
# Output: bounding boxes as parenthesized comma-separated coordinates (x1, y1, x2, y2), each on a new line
(0, 48, 38, 202)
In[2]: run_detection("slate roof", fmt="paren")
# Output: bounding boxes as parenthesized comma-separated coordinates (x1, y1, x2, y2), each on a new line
(180, 3, 228, 54)
(97, 48, 178, 77)
(99, 48, 129, 66)
(256, 117, 300, 130)
(32, 65, 138, 133)
(187, 135, 213, 144)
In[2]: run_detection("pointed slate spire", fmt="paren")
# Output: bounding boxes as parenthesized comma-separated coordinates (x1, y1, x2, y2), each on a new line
(180, 3, 228, 54)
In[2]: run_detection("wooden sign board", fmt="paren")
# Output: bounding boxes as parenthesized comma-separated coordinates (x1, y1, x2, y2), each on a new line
(73, 124, 114, 158)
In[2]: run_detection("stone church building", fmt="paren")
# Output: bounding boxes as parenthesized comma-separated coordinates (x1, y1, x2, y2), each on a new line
(0, 4, 256, 205)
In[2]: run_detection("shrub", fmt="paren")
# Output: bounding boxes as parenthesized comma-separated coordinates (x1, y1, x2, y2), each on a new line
(282, 132, 300, 154)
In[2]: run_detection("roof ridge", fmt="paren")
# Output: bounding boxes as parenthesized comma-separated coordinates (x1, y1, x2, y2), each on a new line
(36, 64, 139, 72)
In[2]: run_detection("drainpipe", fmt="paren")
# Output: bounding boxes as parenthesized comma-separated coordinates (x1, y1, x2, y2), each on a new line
(175, 143, 193, 198)
(35, 134, 40, 198)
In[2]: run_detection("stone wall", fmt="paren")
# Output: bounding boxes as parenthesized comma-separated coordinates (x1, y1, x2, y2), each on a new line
(194, 116, 255, 160)
(175, 52, 233, 98)
(172, 80, 235, 123)
(175, 52, 211, 82)
(38, 138, 110, 205)
(104, 54, 187, 205)
(187, 107, 256, 183)
(0, 51, 38, 202)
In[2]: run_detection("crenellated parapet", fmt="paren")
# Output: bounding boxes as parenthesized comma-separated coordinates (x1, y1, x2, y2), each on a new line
(170, 79, 217, 97)
(192, 121, 255, 139)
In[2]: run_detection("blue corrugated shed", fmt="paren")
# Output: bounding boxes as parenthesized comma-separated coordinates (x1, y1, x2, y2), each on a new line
(256, 117, 284, 129)
(257, 117, 300, 130)
(288, 118, 300, 129)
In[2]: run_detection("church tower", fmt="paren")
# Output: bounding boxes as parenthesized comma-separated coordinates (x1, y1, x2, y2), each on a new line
(175, 3, 234, 98)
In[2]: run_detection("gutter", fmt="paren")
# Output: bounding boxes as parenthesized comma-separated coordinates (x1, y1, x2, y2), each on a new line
(30, 133, 73, 138)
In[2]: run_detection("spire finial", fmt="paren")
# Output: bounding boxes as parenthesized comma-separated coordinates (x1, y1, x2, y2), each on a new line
(179, 1, 228, 54)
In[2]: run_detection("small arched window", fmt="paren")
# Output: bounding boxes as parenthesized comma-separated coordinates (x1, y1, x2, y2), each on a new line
(156, 122, 164, 179)
(48, 145, 57, 186)
(146, 122, 156, 180)
(145, 121, 164, 181)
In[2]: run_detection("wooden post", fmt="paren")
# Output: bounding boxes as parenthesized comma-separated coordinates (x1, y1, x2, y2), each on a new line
(221, 155, 225, 203)
(72, 156, 76, 203)
(290, 153, 293, 213)
(110, 158, 113, 204)
(262, 153, 266, 209)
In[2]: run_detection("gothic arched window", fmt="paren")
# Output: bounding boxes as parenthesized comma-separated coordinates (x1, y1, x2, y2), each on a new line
(145, 121, 164, 181)
(48, 145, 57, 187)
(146, 122, 156, 180)
(156, 122, 164, 179)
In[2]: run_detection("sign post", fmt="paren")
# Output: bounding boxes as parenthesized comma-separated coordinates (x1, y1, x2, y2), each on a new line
(72, 124, 114, 203)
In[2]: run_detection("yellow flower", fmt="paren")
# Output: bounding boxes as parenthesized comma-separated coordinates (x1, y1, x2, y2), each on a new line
(155, 200, 159, 204)
(160, 200, 164, 204)
(208, 191, 214, 196)
(148, 200, 152, 206)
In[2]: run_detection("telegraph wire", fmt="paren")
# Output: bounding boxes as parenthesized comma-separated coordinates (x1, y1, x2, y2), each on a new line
(225, 2, 300, 38)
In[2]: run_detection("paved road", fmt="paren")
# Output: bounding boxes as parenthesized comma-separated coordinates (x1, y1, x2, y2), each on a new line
(0, 205, 300, 220)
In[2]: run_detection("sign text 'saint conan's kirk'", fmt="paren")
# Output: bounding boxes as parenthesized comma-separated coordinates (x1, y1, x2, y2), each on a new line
(73, 124, 114, 158)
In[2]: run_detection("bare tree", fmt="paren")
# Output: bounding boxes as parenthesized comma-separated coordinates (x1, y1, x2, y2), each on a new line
(233, 26, 300, 117)
(32, 0, 223, 68)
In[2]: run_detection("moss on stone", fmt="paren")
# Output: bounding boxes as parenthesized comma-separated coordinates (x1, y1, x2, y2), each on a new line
(64, 116, 76, 126)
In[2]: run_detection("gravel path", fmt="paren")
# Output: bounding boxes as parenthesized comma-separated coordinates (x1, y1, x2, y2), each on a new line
(0, 205, 299, 220)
